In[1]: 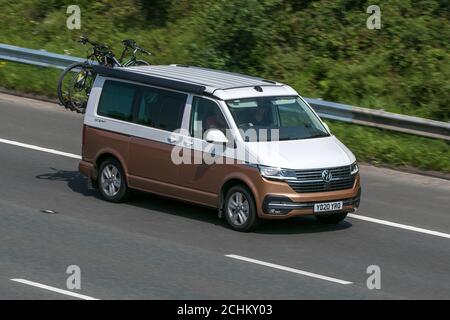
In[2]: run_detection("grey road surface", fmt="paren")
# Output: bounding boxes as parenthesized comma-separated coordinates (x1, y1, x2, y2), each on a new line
(0, 93, 449, 299)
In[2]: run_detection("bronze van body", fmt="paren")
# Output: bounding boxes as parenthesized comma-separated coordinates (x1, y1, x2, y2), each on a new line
(79, 65, 361, 231)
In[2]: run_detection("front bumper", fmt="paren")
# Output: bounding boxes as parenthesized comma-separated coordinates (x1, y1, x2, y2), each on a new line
(263, 190, 360, 216)
(255, 174, 361, 219)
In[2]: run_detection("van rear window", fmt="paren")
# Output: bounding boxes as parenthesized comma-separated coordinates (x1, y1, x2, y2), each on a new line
(97, 80, 136, 121)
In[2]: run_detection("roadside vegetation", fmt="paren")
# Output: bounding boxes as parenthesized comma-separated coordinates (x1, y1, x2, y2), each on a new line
(0, 0, 448, 172)
(327, 121, 450, 173)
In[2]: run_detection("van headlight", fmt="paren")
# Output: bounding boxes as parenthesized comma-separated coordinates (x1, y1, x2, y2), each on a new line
(350, 162, 359, 175)
(258, 165, 297, 181)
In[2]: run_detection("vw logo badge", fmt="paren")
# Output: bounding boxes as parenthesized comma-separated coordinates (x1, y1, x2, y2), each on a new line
(321, 169, 332, 183)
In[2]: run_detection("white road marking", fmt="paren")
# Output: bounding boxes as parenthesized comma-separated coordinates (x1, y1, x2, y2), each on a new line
(225, 254, 352, 285)
(1, 137, 449, 241)
(348, 213, 450, 239)
(0, 138, 81, 159)
(10, 279, 99, 300)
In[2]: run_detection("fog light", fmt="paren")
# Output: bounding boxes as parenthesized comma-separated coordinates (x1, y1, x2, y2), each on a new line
(269, 208, 282, 214)
(263, 196, 296, 215)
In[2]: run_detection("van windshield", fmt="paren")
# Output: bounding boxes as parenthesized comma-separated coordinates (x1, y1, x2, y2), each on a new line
(226, 96, 329, 141)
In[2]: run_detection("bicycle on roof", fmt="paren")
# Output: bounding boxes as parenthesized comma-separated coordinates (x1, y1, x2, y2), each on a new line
(57, 36, 151, 113)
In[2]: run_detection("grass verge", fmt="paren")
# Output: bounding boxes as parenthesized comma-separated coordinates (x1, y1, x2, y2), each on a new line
(327, 120, 450, 174)
(0, 62, 60, 98)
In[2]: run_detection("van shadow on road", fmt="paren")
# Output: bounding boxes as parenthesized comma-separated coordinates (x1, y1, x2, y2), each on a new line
(36, 168, 352, 235)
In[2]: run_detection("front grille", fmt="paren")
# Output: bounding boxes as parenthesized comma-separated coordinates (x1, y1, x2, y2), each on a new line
(287, 165, 355, 193)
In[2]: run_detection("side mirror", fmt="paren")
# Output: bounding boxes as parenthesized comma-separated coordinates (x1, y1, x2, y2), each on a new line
(323, 122, 331, 133)
(205, 129, 228, 144)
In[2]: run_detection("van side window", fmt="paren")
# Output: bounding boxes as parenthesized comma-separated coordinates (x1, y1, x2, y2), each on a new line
(97, 80, 136, 122)
(137, 87, 187, 132)
(190, 97, 229, 139)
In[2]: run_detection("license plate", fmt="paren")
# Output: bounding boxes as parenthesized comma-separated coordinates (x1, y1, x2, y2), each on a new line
(314, 201, 343, 213)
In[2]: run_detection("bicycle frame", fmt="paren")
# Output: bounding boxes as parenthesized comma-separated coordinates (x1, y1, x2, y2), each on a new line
(118, 47, 144, 66)
(80, 36, 149, 68)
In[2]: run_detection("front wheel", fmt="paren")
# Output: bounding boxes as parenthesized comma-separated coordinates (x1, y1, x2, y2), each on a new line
(315, 212, 348, 224)
(224, 185, 260, 232)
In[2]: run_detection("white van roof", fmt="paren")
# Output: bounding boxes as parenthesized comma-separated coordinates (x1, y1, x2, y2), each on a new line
(93, 64, 298, 100)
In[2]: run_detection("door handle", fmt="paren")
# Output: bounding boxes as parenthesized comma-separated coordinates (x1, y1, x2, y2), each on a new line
(168, 136, 178, 144)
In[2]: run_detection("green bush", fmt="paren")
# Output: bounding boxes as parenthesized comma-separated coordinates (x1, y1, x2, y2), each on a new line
(1, 0, 448, 120)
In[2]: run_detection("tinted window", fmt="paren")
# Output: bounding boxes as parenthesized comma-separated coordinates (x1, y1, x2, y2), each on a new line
(97, 80, 136, 121)
(137, 86, 187, 132)
(190, 97, 229, 138)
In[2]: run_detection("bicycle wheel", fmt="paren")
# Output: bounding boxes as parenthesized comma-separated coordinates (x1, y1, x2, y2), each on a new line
(132, 59, 149, 66)
(67, 67, 94, 113)
(57, 62, 84, 108)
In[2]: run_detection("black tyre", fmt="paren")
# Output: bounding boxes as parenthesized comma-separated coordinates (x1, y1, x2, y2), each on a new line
(57, 62, 83, 107)
(57, 62, 93, 113)
(315, 212, 348, 224)
(97, 158, 129, 203)
(224, 185, 260, 232)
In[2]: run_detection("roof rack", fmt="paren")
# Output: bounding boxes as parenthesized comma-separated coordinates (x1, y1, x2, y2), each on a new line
(129, 65, 281, 91)
(93, 64, 284, 98)
(92, 65, 207, 95)
(172, 64, 272, 82)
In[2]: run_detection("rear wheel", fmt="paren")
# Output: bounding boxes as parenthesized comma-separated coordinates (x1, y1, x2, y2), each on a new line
(57, 62, 93, 113)
(58, 63, 83, 107)
(315, 212, 348, 224)
(68, 70, 94, 113)
(224, 185, 259, 232)
(98, 158, 129, 203)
